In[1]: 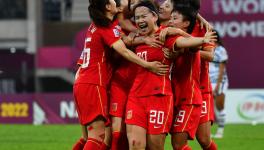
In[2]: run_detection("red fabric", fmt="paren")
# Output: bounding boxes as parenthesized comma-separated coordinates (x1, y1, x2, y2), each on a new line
(109, 62, 136, 117)
(204, 141, 217, 150)
(172, 50, 202, 105)
(174, 144, 192, 150)
(129, 27, 178, 97)
(199, 93, 215, 124)
(111, 132, 129, 150)
(73, 84, 109, 125)
(83, 138, 102, 150)
(170, 104, 202, 140)
(72, 137, 86, 150)
(100, 142, 110, 150)
(111, 132, 121, 150)
(200, 60, 213, 93)
(125, 95, 173, 134)
(75, 21, 121, 87)
(192, 21, 215, 93)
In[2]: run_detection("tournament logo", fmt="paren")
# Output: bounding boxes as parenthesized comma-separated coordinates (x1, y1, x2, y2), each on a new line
(113, 29, 120, 37)
(237, 94, 264, 121)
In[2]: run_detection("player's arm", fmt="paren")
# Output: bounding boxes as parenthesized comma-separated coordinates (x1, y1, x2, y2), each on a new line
(112, 39, 169, 75)
(117, 3, 137, 33)
(214, 62, 226, 95)
(159, 27, 191, 43)
(131, 34, 164, 48)
(197, 13, 213, 31)
(173, 30, 216, 50)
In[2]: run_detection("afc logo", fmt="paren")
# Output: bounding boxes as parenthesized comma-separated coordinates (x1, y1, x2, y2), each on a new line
(137, 51, 147, 61)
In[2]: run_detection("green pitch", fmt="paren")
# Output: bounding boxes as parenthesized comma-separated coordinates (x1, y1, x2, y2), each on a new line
(0, 124, 263, 150)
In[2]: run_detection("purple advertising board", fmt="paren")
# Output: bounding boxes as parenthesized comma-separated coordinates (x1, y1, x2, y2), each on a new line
(35, 93, 79, 124)
(200, 0, 264, 88)
(0, 94, 33, 124)
(0, 93, 79, 124)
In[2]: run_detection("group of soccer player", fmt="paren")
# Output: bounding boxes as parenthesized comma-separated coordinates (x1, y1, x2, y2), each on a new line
(71, 0, 227, 150)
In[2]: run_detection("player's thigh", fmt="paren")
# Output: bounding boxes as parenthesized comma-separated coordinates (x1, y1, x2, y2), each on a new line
(111, 116, 123, 132)
(87, 118, 106, 140)
(126, 124, 147, 149)
(196, 121, 211, 144)
(147, 134, 166, 150)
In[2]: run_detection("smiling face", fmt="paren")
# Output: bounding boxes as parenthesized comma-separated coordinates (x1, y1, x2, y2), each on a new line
(134, 6, 158, 35)
(169, 11, 189, 31)
(158, 0, 173, 21)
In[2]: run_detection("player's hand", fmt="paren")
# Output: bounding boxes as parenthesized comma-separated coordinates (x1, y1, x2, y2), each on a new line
(162, 48, 171, 59)
(200, 18, 214, 31)
(146, 61, 169, 75)
(144, 35, 163, 48)
(203, 30, 217, 44)
(159, 27, 191, 43)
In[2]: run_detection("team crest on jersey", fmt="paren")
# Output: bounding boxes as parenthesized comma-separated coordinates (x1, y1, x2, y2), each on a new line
(115, 25, 121, 30)
(126, 110, 133, 119)
(111, 103, 118, 112)
(113, 29, 120, 37)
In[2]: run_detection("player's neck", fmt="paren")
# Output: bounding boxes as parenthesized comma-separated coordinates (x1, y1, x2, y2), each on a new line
(148, 25, 159, 36)
(106, 12, 115, 21)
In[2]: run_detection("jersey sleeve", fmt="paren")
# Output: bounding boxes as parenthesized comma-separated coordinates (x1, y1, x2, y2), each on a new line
(213, 46, 228, 62)
(101, 25, 121, 48)
(164, 35, 180, 51)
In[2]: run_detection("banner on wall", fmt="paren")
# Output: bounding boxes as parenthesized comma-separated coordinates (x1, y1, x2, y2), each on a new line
(225, 89, 264, 124)
(0, 93, 79, 124)
(33, 93, 79, 125)
(0, 94, 33, 124)
(200, 0, 264, 88)
(1, 90, 264, 124)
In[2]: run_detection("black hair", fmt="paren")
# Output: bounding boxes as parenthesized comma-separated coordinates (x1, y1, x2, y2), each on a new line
(88, 0, 112, 27)
(214, 30, 224, 46)
(172, 4, 197, 33)
(115, 0, 121, 7)
(172, 0, 200, 11)
(133, 0, 158, 16)
(189, 0, 200, 11)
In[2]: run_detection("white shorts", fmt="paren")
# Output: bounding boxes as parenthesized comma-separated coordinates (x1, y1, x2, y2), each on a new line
(211, 81, 228, 95)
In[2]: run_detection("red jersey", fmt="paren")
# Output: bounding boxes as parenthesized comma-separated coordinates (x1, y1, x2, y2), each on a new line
(193, 22, 215, 93)
(172, 22, 203, 105)
(129, 27, 178, 97)
(74, 21, 121, 87)
(172, 50, 202, 106)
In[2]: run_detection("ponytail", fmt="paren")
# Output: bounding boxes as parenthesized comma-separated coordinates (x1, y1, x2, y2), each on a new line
(88, 0, 112, 27)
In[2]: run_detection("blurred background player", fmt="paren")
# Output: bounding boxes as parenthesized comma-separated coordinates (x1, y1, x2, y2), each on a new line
(209, 30, 229, 139)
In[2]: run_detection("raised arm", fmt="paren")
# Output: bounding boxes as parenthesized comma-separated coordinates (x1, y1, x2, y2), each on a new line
(112, 39, 169, 75)
(197, 13, 213, 31)
(174, 30, 216, 50)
